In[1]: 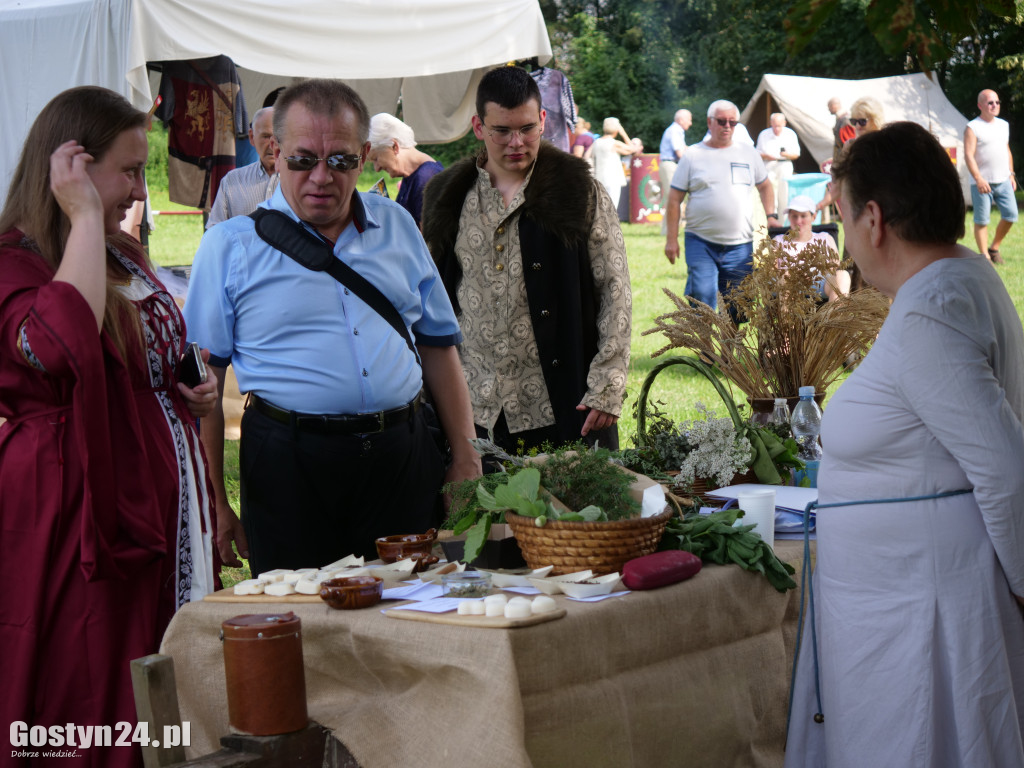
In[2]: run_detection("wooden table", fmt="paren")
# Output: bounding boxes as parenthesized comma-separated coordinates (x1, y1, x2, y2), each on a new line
(161, 540, 808, 768)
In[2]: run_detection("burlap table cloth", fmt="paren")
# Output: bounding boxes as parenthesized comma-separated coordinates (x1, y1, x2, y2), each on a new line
(161, 540, 808, 767)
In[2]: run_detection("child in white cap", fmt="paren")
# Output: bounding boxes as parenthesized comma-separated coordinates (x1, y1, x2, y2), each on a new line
(773, 194, 850, 302)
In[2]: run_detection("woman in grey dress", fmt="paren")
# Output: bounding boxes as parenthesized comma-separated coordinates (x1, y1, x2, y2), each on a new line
(785, 122, 1024, 767)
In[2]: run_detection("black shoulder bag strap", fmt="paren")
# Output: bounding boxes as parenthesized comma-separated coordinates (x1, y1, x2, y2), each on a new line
(248, 208, 452, 471)
(248, 208, 420, 365)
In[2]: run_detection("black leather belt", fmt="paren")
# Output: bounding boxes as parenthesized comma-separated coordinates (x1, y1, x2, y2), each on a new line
(249, 393, 420, 435)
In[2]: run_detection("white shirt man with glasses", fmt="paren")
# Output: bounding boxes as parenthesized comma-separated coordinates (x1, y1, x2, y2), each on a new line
(422, 66, 632, 455)
(965, 88, 1018, 263)
(184, 79, 480, 576)
(664, 99, 777, 314)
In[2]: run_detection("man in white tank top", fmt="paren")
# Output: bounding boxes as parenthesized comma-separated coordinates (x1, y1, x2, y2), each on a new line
(964, 89, 1018, 263)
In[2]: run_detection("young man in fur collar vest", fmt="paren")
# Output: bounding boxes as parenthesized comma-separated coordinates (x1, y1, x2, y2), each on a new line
(421, 65, 631, 455)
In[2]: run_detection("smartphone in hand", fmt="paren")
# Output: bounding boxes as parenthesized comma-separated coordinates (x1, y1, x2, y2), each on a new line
(178, 341, 208, 388)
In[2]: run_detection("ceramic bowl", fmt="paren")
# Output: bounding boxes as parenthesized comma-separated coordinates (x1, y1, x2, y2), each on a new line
(375, 528, 438, 563)
(319, 575, 383, 609)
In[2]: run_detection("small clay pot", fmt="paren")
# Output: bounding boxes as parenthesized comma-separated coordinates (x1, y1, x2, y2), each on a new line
(374, 528, 437, 563)
(319, 575, 383, 610)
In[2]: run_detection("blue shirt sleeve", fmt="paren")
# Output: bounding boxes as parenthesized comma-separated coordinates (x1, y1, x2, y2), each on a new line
(183, 223, 239, 368)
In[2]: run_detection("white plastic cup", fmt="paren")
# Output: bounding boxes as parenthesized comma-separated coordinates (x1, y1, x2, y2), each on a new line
(737, 489, 776, 549)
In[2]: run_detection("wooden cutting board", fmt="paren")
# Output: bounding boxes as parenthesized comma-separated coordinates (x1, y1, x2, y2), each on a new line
(204, 587, 323, 603)
(383, 607, 566, 628)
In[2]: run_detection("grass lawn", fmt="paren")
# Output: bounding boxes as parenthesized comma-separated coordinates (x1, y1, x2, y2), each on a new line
(149, 180, 1024, 583)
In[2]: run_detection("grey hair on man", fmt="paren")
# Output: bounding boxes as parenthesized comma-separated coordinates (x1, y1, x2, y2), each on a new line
(706, 99, 739, 119)
(249, 106, 273, 131)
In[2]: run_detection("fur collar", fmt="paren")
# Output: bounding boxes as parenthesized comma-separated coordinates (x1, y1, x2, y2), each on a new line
(422, 142, 595, 255)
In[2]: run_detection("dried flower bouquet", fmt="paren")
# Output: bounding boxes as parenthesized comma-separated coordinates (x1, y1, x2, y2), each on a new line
(643, 235, 890, 399)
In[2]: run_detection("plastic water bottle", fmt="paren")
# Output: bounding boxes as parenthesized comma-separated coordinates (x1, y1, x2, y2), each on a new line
(769, 398, 789, 428)
(790, 386, 823, 462)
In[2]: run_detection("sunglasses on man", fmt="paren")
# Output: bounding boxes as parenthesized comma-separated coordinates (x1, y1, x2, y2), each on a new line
(714, 118, 739, 128)
(283, 154, 361, 172)
(849, 118, 868, 127)
(988, 100, 1001, 106)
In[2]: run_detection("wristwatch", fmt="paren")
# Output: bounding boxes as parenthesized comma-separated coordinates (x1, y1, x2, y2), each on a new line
(767, 212, 778, 218)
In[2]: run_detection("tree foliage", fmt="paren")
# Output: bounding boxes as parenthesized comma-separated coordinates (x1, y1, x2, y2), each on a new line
(787, 0, 1017, 70)
(423, 0, 1023, 165)
(529, 0, 1022, 159)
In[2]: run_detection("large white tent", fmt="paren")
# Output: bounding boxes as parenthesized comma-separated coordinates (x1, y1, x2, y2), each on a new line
(740, 72, 972, 199)
(0, 0, 552, 206)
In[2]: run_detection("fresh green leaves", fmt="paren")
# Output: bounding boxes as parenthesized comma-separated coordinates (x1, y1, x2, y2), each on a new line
(785, 0, 1016, 68)
(477, 468, 610, 525)
(660, 509, 797, 593)
(460, 468, 551, 563)
(553, 505, 608, 523)
(444, 456, 624, 564)
(462, 512, 492, 564)
(476, 468, 550, 518)
(539, 445, 639, 521)
(745, 424, 804, 486)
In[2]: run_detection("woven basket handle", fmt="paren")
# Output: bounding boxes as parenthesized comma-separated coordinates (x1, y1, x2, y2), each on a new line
(635, 355, 744, 448)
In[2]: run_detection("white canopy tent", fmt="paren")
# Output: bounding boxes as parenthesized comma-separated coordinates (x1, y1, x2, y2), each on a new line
(740, 72, 972, 200)
(0, 0, 552, 207)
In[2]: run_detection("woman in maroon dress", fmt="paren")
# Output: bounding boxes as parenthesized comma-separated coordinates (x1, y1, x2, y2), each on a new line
(0, 87, 218, 767)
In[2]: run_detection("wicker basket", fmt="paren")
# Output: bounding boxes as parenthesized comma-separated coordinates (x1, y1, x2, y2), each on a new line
(506, 504, 676, 576)
(685, 469, 760, 499)
(662, 469, 758, 504)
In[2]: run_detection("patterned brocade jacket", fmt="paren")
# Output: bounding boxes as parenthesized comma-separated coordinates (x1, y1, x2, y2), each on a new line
(421, 142, 631, 448)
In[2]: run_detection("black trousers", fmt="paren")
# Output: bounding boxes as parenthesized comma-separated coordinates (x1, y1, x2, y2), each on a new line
(239, 405, 445, 575)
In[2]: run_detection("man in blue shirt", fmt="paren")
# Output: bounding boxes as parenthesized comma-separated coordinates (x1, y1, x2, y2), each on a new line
(185, 79, 481, 575)
(659, 109, 691, 234)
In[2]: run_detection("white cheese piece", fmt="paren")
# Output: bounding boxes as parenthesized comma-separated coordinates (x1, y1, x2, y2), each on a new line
(233, 579, 265, 596)
(457, 600, 478, 615)
(467, 600, 486, 615)
(531, 595, 557, 614)
(504, 601, 531, 619)
(257, 568, 292, 584)
(294, 576, 325, 595)
(283, 568, 316, 585)
(485, 601, 506, 617)
(264, 581, 297, 597)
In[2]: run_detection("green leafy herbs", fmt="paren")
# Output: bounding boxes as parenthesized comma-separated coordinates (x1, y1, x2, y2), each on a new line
(659, 509, 797, 593)
(743, 423, 804, 485)
(615, 446, 672, 482)
(475, 468, 549, 518)
(630, 398, 691, 473)
(538, 444, 639, 521)
(441, 444, 641, 564)
(442, 472, 516, 531)
(446, 466, 615, 563)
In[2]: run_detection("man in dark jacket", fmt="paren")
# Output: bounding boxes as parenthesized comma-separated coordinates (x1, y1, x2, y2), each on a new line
(422, 66, 631, 454)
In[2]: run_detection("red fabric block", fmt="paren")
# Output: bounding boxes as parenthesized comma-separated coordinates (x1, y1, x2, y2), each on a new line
(623, 550, 702, 590)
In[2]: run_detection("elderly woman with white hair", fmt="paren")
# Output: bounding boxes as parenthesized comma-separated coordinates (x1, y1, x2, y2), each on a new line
(591, 116, 642, 210)
(367, 113, 443, 226)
